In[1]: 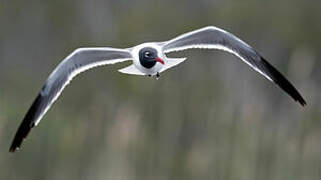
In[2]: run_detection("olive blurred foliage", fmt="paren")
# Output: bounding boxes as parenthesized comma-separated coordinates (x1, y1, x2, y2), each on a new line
(0, 0, 320, 180)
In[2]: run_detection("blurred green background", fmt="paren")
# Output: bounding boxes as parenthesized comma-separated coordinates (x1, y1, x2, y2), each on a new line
(1, 0, 320, 179)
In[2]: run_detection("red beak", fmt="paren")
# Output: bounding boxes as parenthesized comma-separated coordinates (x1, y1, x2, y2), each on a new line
(155, 57, 165, 65)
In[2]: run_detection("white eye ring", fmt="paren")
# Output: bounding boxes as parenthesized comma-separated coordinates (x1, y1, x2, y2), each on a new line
(144, 52, 151, 57)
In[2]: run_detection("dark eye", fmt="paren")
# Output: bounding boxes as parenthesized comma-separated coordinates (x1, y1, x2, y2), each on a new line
(144, 51, 151, 58)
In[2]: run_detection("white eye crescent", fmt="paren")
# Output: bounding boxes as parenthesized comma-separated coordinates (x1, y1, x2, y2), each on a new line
(144, 51, 151, 58)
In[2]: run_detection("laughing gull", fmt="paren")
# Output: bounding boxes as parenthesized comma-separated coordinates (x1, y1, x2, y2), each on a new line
(9, 26, 306, 152)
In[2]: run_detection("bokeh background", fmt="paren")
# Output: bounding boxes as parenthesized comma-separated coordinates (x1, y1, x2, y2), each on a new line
(1, 0, 320, 179)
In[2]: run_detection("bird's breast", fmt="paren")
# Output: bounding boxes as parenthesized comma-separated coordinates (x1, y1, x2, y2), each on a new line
(133, 60, 163, 76)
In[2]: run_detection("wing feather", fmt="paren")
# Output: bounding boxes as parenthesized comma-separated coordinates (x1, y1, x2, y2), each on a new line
(9, 47, 132, 152)
(162, 26, 306, 106)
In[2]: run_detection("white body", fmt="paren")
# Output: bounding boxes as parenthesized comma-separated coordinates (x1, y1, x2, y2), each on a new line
(118, 42, 186, 76)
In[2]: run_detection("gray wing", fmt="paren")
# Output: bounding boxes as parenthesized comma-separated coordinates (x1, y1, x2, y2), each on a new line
(9, 47, 132, 152)
(162, 26, 306, 106)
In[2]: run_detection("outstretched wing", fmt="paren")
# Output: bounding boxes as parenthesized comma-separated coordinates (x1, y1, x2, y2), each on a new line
(162, 26, 306, 106)
(9, 47, 132, 152)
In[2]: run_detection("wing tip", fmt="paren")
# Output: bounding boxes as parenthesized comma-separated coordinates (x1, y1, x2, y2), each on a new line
(9, 135, 23, 153)
(296, 96, 307, 107)
(9, 145, 20, 153)
(9, 122, 35, 153)
(9, 94, 43, 153)
(260, 57, 307, 107)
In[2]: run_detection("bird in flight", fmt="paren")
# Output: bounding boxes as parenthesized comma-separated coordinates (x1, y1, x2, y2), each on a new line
(9, 26, 306, 153)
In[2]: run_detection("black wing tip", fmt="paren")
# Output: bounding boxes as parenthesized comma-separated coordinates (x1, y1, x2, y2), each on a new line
(296, 96, 307, 107)
(9, 94, 43, 153)
(9, 145, 20, 153)
(260, 57, 307, 107)
(9, 122, 35, 153)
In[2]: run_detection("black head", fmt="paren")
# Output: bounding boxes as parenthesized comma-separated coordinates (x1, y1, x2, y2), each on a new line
(139, 47, 164, 69)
